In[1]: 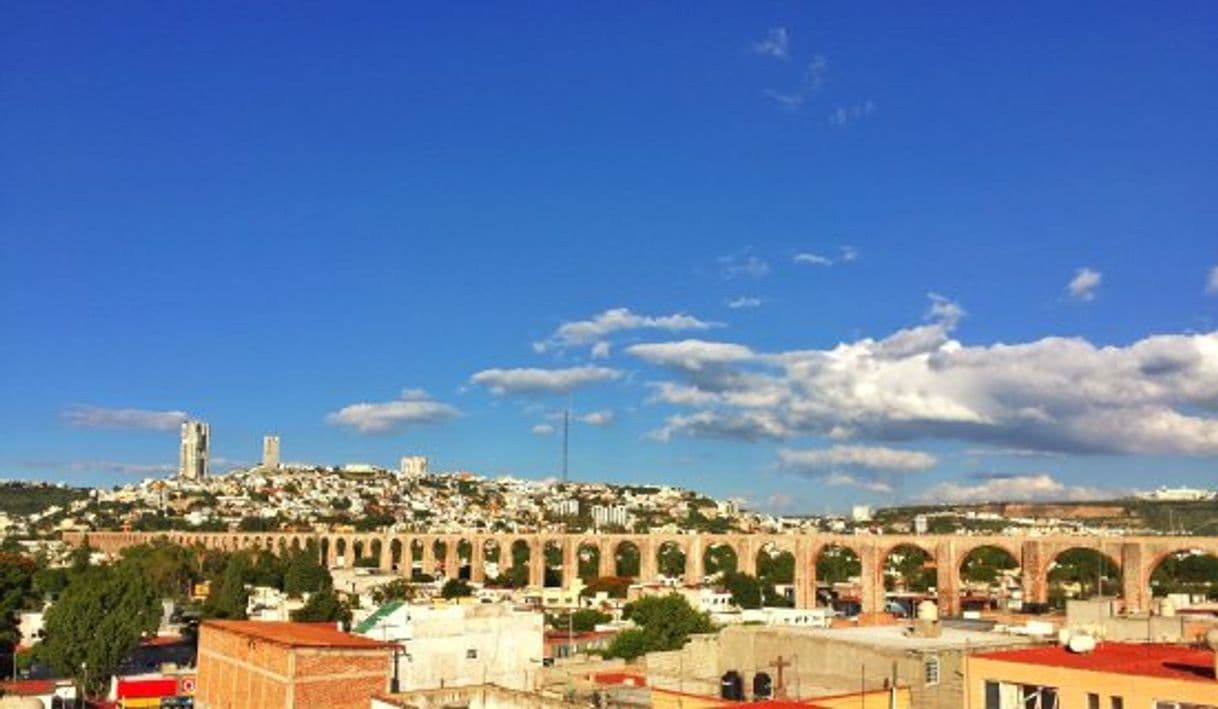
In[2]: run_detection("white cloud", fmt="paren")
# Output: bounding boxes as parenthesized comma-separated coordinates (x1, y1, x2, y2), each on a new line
(532, 423, 555, 436)
(778, 445, 938, 472)
(752, 27, 790, 60)
(727, 296, 763, 310)
(9, 458, 177, 476)
(920, 473, 1121, 503)
(763, 55, 828, 110)
(470, 366, 622, 395)
(719, 250, 771, 279)
(535, 308, 717, 352)
(590, 341, 612, 359)
(829, 100, 876, 126)
(325, 389, 458, 433)
(578, 409, 615, 426)
(1206, 265, 1218, 294)
(823, 472, 896, 494)
(635, 294, 1218, 456)
(626, 340, 755, 371)
(61, 405, 188, 432)
(1067, 267, 1102, 301)
(840, 245, 859, 262)
(794, 252, 833, 266)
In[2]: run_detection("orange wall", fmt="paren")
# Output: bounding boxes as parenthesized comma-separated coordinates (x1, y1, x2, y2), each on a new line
(965, 656, 1218, 708)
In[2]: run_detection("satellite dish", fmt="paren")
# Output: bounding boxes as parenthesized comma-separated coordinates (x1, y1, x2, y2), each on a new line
(1067, 633, 1096, 654)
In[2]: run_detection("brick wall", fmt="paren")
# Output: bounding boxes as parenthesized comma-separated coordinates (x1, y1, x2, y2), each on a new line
(196, 625, 391, 709)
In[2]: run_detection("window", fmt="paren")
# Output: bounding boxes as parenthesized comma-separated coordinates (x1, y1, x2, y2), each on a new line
(1088, 694, 1100, 709)
(923, 655, 940, 686)
(466, 648, 477, 659)
(1110, 698, 1123, 709)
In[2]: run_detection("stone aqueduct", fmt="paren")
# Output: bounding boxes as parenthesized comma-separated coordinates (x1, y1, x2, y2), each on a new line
(62, 530, 1218, 617)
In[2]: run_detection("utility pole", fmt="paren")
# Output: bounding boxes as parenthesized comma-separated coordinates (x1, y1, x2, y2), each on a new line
(561, 408, 569, 483)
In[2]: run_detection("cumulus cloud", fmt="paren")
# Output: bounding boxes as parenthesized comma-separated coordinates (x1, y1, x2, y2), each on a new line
(1067, 267, 1102, 301)
(727, 296, 763, 310)
(752, 27, 790, 60)
(632, 294, 1218, 456)
(590, 341, 612, 359)
(919, 473, 1122, 503)
(794, 252, 833, 266)
(1207, 265, 1218, 294)
(62, 405, 188, 432)
(326, 389, 458, 433)
(535, 308, 717, 352)
(578, 410, 615, 426)
(470, 366, 622, 395)
(532, 423, 555, 436)
(777, 445, 938, 472)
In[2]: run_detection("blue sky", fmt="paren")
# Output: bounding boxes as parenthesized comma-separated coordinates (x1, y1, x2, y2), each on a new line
(2, 2, 1217, 513)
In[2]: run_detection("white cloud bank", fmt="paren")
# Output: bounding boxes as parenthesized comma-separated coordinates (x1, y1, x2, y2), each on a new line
(920, 473, 1121, 503)
(470, 366, 622, 395)
(326, 388, 458, 433)
(62, 405, 188, 432)
(634, 295, 1218, 456)
(778, 445, 937, 472)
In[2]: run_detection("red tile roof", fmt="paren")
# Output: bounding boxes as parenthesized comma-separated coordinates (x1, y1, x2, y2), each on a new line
(974, 643, 1216, 683)
(203, 620, 398, 650)
(0, 679, 56, 695)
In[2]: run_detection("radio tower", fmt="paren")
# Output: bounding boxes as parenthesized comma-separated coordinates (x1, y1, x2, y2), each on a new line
(561, 408, 569, 482)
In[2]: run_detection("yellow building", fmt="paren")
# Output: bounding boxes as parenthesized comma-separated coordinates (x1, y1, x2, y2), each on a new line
(965, 643, 1218, 708)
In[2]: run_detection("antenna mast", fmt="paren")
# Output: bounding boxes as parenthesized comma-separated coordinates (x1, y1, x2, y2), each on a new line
(561, 408, 569, 482)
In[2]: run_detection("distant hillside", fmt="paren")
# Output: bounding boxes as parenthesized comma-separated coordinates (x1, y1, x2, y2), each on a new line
(0, 482, 90, 517)
(877, 498, 1218, 535)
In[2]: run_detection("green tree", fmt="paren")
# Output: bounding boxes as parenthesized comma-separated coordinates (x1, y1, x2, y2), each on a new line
(120, 541, 199, 599)
(816, 546, 861, 584)
(371, 579, 415, 605)
(38, 563, 161, 697)
(0, 554, 39, 649)
(203, 553, 251, 619)
(441, 578, 473, 599)
(604, 594, 715, 659)
(615, 544, 640, 577)
(290, 590, 350, 624)
(601, 628, 649, 660)
(703, 545, 738, 577)
(283, 552, 332, 597)
(658, 546, 686, 578)
(721, 572, 762, 610)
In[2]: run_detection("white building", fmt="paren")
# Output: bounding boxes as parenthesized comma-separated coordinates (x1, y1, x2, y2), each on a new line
(914, 514, 929, 535)
(851, 505, 873, 522)
(591, 504, 631, 529)
(354, 601, 544, 691)
(547, 499, 579, 517)
(399, 455, 429, 478)
(179, 420, 210, 480)
(1136, 486, 1216, 501)
(262, 435, 280, 469)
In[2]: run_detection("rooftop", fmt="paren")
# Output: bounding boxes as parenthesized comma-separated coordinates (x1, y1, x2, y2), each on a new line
(203, 620, 398, 650)
(974, 643, 1216, 683)
(730, 622, 1028, 652)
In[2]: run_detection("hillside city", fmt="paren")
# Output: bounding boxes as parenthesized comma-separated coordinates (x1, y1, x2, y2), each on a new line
(0, 426, 1215, 707)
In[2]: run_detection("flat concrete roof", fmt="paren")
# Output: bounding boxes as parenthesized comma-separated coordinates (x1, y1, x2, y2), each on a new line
(729, 623, 1029, 652)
